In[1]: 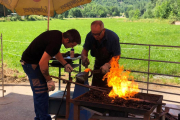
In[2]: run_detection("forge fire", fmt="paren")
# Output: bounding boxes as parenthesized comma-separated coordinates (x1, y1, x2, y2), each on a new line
(102, 57, 139, 99)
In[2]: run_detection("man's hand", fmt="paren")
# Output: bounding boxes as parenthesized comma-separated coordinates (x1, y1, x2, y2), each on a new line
(47, 80, 55, 91)
(64, 63, 73, 72)
(100, 63, 111, 74)
(81, 56, 90, 67)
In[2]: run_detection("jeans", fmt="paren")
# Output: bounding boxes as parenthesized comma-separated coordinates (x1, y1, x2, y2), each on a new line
(22, 63, 51, 120)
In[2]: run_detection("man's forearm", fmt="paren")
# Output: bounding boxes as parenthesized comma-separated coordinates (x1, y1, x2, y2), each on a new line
(55, 52, 67, 66)
(39, 63, 51, 82)
(81, 49, 88, 57)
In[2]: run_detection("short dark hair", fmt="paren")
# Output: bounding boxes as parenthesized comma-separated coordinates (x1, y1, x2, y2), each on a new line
(63, 29, 81, 44)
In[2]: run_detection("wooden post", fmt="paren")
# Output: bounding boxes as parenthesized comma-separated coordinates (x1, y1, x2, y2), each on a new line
(65, 77, 72, 119)
(74, 104, 80, 120)
(144, 113, 150, 120)
(47, 0, 50, 31)
(157, 104, 162, 120)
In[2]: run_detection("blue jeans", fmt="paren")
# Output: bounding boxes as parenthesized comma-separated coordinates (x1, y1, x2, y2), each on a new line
(22, 63, 51, 120)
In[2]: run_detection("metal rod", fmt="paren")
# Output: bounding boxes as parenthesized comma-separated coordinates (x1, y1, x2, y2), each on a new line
(121, 57, 180, 64)
(58, 67, 61, 90)
(133, 80, 180, 88)
(51, 76, 106, 92)
(139, 87, 180, 96)
(79, 58, 81, 72)
(128, 98, 166, 105)
(163, 99, 180, 104)
(120, 43, 180, 48)
(124, 69, 180, 78)
(163, 106, 180, 111)
(147, 45, 150, 94)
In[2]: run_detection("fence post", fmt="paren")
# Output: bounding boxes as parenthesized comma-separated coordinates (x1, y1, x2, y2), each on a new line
(0, 33, 4, 97)
(147, 45, 151, 94)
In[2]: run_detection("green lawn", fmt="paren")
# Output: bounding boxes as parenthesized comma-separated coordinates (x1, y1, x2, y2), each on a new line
(0, 18, 180, 83)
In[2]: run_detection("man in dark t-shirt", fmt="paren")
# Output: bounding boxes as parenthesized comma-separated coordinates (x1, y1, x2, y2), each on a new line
(21, 29, 81, 120)
(81, 20, 121, 88)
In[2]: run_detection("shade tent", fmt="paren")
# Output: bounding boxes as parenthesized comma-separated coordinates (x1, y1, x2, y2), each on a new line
(0, 0, 91, 30)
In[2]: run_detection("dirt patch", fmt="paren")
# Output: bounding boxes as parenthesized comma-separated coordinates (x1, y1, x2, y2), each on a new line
(2, 65, 74, 84)
(3, 67, 28, 83)
(171, 21, 180, 25)
(175, 21, 180, 25)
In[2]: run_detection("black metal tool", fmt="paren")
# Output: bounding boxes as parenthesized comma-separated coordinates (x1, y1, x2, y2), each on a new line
(75, 72, 89, 84)
(88, 69, 102, 77)
(51, 76, 106, 92)
(84, 58, 89, 68)
(75, 69, 102, 84)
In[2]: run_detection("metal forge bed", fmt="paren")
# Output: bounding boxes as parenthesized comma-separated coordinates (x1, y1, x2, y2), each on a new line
(70, 89, 163, 120)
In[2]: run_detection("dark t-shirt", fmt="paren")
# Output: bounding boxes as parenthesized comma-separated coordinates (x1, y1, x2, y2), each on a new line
(21, 30, 62, 64)
(83, 29, 121, 57)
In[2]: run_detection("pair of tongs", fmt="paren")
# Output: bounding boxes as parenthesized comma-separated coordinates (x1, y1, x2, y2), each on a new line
(87, 69, 102, 78)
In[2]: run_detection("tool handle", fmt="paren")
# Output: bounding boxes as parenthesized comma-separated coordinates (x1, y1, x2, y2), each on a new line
(88, 69, 102, 78)
(51, 75, 106, 92)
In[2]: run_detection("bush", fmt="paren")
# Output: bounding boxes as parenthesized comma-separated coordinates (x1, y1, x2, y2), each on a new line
(10, 17, 18, 21)
(129, 10, 135, 19)
(58, 14, 63, 20)
(168, 11, 177, 21)
(27, 15, 48, 21)
(133, 9, 141, 19)
(27, 15, 37, 21)
(143, 9, 154, 19)
(177, 11, 180, 20)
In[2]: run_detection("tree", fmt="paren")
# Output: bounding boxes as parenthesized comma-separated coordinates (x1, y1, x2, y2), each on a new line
(62, 11, 69, 18)
(154, 1, 171, 19)
(134, 9, 141, 19)
(111, 6, 120, 16)
(143, 9, 154, 18)
(128, 10, 135, 18)
(68, 8, 82, 18)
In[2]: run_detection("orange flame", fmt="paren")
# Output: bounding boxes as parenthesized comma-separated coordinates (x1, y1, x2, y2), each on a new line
(84, 68, 91, 72)
(102, 57, 139, 99)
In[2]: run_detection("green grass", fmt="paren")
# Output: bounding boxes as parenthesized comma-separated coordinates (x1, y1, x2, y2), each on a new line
(0, 18, 180, 83)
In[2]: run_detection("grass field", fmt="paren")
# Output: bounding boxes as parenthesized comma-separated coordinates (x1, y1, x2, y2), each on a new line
(0, 18, 180, 83)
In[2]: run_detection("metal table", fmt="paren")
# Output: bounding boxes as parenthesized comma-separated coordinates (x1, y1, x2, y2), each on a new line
(49, 56, 81, 90)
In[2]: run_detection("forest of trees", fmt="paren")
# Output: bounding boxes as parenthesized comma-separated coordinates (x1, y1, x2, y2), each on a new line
(1, 0, 180, 21)
(58, 0, 180, 20)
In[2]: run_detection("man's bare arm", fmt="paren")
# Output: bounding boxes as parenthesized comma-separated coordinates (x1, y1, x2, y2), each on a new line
(55, 52, 67, 66)
(39, 52, 52, 82)
(81, 48, 89, 57)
